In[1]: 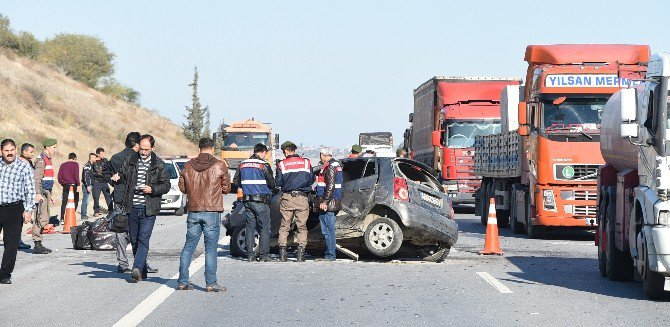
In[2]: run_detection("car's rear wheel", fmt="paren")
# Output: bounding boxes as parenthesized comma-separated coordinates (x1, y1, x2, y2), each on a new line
(230, 225, 259, 257)
(364, 217, 403, 258)
(420, 242, 451, 263)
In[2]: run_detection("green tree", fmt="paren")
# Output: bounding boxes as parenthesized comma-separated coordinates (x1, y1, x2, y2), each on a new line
(183, 66, 204, 143)
(16, 31, 41, 59)
(0, 14, 18, 51)
(203, 105, 211, 140)
(99, 77, 141, 105)
(39, 33, 115, 88)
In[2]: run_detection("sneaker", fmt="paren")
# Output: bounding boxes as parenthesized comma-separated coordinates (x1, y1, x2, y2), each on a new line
(176, 283, 194, 291)
(206, 283, 226, 293)
(130, 268, 142, 283)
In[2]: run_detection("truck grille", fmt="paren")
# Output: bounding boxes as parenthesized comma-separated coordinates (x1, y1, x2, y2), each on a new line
(573, 205, 596, 216)
(574, 190, 597, 201)
(554, 164, 599, 181)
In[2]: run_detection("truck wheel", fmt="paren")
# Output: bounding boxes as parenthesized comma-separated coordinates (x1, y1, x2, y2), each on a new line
(510, 186, 524, 234)
(525, 194, 543, 239)
(605, 199, 633, 281)
(230, 225, 259, 257)
(597, 190, 608, 277)
(640, 230, 667, 300)
(480, 183, 489, 225)
(364, 217, 403, 258)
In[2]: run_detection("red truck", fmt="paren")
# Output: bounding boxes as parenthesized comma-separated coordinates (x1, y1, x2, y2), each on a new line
(409, 77, 521, 204)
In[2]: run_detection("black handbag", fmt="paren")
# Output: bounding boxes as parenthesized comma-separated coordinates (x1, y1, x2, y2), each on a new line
(108, 208, 129, 233)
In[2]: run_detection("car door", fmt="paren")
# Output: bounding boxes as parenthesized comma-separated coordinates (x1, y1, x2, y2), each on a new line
(341, 159, 378, 219)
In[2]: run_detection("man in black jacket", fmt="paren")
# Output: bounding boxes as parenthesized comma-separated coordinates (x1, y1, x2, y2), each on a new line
(119, 134, 170, 283)
(106, 132, 141, 273)
(92, 147, 113, 216)
(81, 153, 96, 220)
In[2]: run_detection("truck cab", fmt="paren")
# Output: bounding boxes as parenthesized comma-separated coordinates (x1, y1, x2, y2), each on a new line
(220, 119, 279, 176)
(518, 44, 648, 234)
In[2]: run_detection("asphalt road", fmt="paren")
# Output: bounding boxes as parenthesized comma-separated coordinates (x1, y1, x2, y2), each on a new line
(1, 198, 669, 326)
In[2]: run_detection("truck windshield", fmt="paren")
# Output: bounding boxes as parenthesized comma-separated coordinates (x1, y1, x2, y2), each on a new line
(542, 97, 608, 133)
(223, 132, 269, 150)
(446, 121, 501, 148)
(359, 134, 392, 146)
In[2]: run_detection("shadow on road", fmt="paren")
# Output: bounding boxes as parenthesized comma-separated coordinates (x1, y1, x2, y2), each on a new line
(456, 215, 595, 241)
(71, 261, 173, 286)
(454, 205, 475, 214)
(504, 256, 655, 300)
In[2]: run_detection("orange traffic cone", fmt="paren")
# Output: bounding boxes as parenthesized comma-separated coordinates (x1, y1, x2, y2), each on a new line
(480, 197, 503, 255)
(61, 185, 77, 234)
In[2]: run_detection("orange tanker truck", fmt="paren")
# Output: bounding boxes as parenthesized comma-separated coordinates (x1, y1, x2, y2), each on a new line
(474, 44, 649, 237)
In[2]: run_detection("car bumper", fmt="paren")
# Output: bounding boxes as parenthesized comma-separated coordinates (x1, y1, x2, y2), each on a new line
(446, 191, 475, 205)
(392, 201, 458, 246)
(161, 192, 184, 210)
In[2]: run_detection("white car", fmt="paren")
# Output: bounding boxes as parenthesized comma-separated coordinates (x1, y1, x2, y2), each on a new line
(161, 159, 188, 215)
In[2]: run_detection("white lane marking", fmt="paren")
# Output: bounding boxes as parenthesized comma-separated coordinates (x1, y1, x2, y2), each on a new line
(476, 272, 513, 294)
(113, 236, 228, 327)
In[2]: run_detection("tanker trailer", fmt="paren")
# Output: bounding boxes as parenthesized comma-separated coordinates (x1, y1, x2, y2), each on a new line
(596, 52, 670, 300)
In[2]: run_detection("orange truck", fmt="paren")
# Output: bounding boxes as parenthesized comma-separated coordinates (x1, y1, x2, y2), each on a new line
(221, 118, 279, 171)
(474, 44, 649, 237)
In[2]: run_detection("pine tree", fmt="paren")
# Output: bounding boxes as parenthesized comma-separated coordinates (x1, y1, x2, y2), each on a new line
(203, 105, 211, 140)
(182, 66, 204, 143)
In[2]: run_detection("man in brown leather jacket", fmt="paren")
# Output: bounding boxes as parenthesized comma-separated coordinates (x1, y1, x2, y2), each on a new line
(177, 138, 231, 292)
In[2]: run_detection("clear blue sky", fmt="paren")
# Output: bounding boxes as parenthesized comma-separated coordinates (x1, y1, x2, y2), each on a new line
(3, 0, 669, 147)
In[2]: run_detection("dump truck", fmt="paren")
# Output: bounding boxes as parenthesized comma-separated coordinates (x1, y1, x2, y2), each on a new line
(474, 44, 649, 235)
(359, 132, 394, 157)
(221, 118, 279, 171)
(596, 52, 670, 299)
(411, 77, 521, 204)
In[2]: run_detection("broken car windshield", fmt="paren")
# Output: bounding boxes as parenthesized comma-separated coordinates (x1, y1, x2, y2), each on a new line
(446, 122, 501, 148)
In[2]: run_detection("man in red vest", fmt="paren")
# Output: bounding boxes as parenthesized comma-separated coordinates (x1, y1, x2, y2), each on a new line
(32, 138, 57, 255)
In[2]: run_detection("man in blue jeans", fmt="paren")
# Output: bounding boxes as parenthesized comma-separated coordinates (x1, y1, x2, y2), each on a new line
(315, 147, 343, 261)
(233, 143, 275, 262)
(177, 138, 231, 292)
(116, 134, 170, 283)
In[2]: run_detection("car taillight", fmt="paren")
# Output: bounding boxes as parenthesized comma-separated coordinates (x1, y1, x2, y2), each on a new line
(394, 177, 409, 202)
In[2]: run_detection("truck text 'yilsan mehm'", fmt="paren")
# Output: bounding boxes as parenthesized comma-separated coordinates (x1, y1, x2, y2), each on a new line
(410, 77, 521, 204)
(474, 44, 649, 236)
(596, 52, 670, 300)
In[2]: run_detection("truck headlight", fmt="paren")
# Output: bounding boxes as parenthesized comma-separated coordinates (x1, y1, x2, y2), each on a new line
(543, 189, 556, 211)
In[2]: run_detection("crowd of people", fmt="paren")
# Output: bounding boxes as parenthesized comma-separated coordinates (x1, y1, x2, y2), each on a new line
(0, 132, 346, 292)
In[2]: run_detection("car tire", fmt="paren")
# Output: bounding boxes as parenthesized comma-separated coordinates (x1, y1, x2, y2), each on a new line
(421, 244, 451, 263)
(230, 225, 259, 257)
(364, 217, 403, 258)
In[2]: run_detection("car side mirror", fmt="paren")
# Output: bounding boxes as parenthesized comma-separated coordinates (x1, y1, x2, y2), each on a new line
(432, 130, 444, 148)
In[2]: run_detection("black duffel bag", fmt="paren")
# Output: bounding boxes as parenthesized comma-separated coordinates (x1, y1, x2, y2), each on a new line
(87, 217, 116, 251)
(70, 221, 92, 250)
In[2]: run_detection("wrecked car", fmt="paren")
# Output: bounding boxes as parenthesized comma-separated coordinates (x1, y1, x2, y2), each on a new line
(223, 157, 458, 262)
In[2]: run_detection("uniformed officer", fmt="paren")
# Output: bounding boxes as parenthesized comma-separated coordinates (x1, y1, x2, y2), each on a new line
(233, 143, 275, 262)
(275, 141, 314, 262)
